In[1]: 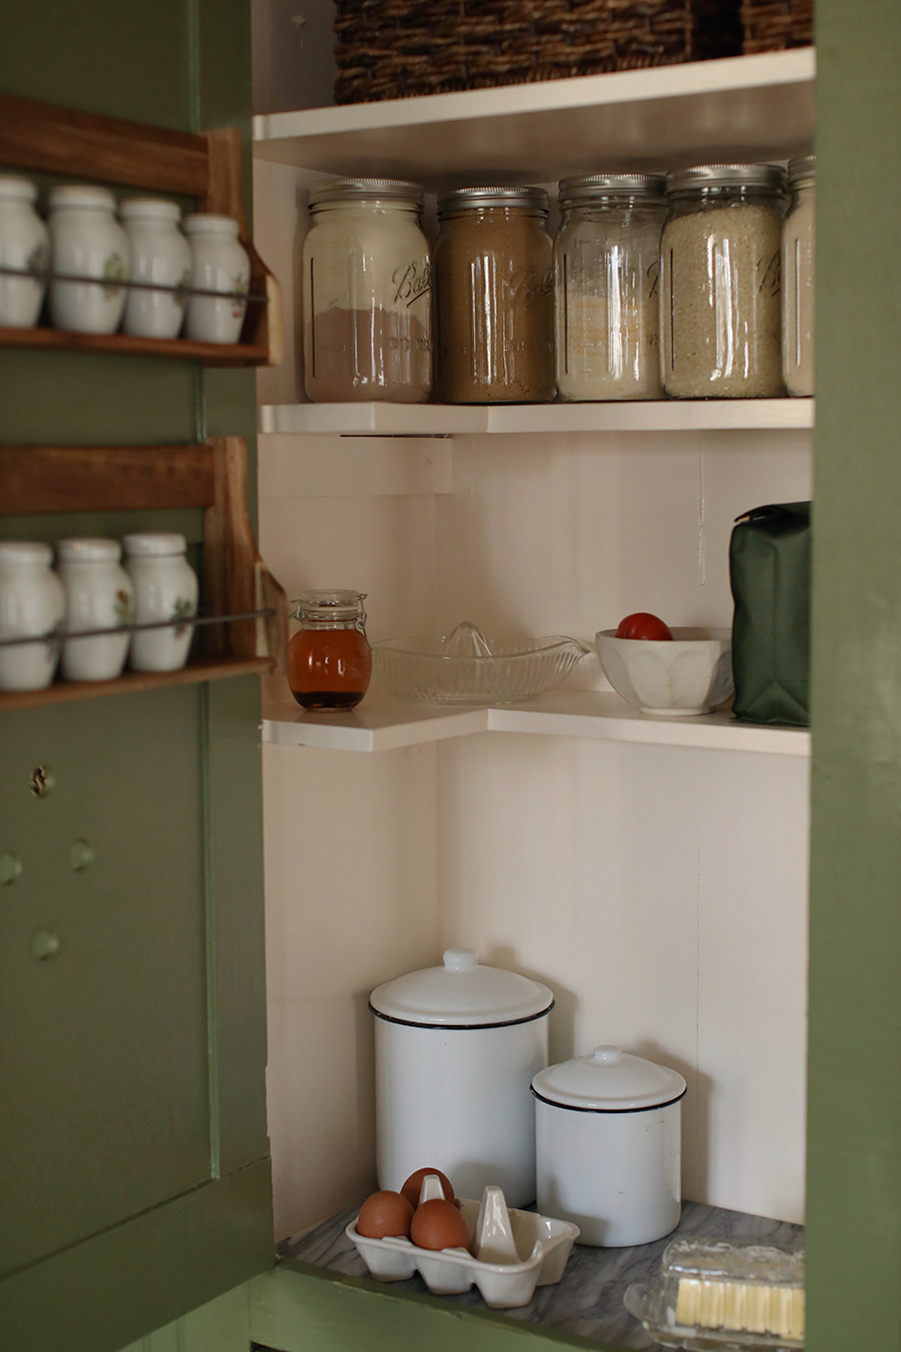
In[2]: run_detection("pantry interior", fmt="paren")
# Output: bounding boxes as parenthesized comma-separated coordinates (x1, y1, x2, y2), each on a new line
(250, 0, 814, 1277)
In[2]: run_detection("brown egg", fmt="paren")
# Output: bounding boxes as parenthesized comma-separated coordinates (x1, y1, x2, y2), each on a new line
(410, 1197, 471, 1253)
(400, 1166, 455, 1209)
(356, 1190, 414, 1239)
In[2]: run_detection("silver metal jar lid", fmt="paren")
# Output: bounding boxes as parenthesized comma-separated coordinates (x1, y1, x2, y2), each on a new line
(788, 154, 816, 186)
(558, 173, 666, 206)
(665, 163, 787, 194)
(437, 185, 548, 217)
(307, 178, 424, 209)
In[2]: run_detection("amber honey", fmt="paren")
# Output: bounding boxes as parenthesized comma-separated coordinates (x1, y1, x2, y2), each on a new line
(288, 590, 372, 711)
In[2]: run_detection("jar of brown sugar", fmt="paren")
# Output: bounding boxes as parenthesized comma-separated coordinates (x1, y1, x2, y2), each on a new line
(434, 186, 555, 404)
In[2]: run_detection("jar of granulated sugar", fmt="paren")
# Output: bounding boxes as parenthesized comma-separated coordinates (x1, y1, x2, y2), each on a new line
(555, 174, 667, 401)
(303, 178, 431, 403)
(435, 186, 555, 403)
(782, 155, 815, 397)
(660, 165, 786, 398)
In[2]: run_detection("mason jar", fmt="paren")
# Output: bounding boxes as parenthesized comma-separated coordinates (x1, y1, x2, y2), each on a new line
(48, 184, 129, 334)
(434, 186, 554, 404)
(660, 164, 786, 398)
(303, 179, 431, 403)
(0, 175, 49, 328)
(555, 174, 667, 401)
(288, 590, 371, 711)
(120, 197, 191, 340)
(782, 155, 815, 397)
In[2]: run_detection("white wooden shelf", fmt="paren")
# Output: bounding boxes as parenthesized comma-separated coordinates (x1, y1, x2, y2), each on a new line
(262, 687, 810, 756)
(253, 50, 814, 184)
(260, 398, 814, 438)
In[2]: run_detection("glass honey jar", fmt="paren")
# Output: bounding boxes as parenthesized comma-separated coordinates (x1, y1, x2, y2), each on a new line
(289, 590, 372, 711)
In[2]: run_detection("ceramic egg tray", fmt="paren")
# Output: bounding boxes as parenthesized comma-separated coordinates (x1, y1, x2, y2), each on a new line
(346, 1181, 580, 1310)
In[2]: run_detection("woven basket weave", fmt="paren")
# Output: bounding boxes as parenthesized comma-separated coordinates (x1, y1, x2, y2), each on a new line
(742, 0, 813, 52)
(334, 0, 743, 104)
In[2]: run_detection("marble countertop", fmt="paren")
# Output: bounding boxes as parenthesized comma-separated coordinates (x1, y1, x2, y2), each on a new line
(278, 1199, 804, 1350)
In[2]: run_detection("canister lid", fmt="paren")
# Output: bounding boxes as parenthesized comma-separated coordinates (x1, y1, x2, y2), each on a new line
(122, 533, 187, 557)
(0, 175, 38, 204)
(308, 178, 424, 209)
(437, 186, 548, 217)
(558, 173, 666, 206)
(56, 537, 121, 563)
(0, 541, 53, 566)
(183, 213, 240, 235)
(531, 1045, 686, 1112)
(788, 154, 816, 186)
(119, 197, 182, 223)
(665, 163, 786, 194)
(370, 948, 555, 1028)
(48, 184, 117, 212)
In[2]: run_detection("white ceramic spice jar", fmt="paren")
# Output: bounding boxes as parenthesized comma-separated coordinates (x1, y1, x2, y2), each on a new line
(122, 532, 197, 672)
(370, 949, 554, 1207)
(0, 175, 49, 327)
(56, 538, 134, 682)
(0, 542, 65, 691)
(183, 214, 249, 343)
(120, 197, 191, 339)
(532, 1045, 686, 1247)
(48, 185, 129, 334)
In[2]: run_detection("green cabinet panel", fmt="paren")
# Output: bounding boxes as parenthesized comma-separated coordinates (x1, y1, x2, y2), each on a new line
(0, 1158, 271, 1352)
(0, 689, 210, 1273)
(249, 1264, 619, 1352)
(807, 0, 901, 1348)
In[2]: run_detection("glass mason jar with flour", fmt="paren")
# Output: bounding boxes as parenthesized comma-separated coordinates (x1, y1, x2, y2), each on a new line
(554, 174, 667, 401)
(302, 178, 432, 403)
(660, 164, 786, 398)
(782, 155, 815, 397)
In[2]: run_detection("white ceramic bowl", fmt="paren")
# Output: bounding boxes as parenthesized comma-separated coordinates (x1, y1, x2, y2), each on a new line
(596, 627, 733, 716)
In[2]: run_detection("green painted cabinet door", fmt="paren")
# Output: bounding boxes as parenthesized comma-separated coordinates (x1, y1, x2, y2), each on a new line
(0, 6, 272, 1352)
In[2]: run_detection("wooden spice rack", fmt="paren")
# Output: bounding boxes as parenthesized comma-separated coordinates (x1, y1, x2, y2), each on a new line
(0, 437, 289, 712)
(0, 93, 282, 366)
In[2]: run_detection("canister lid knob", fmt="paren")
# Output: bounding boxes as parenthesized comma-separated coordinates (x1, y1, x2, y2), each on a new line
(591, 1045, 623, 1064)
(443, 948, 477, 971)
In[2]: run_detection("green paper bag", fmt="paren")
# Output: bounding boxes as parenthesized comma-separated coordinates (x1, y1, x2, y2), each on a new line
(729, 502, 811, 726)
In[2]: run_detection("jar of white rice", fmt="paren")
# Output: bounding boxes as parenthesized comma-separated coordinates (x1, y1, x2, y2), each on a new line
(660, 164, 786, 398)
(554, 173, 668, 401)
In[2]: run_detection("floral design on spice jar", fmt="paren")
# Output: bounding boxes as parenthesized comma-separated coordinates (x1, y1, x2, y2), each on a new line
(231, 273, 248, 319)
(102, 253, 126, 299)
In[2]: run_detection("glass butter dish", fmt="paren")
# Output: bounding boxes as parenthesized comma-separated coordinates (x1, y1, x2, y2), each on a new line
(624, 1236, 805, 1350)
(372, 621, 590, 706)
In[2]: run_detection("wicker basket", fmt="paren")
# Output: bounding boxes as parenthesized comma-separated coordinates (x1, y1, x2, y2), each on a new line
(742, 0, 813, 52)
(334, 0, 744, 105)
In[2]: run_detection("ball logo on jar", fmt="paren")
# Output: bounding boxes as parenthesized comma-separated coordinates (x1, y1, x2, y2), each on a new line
(757, 250, 781, 298)
(392, 260, 431, 308)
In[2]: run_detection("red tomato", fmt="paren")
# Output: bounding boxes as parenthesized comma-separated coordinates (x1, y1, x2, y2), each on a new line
(615, 612, 674, 641)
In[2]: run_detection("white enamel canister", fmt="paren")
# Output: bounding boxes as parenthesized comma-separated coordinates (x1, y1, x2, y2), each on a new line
(532, 1045, 686, 1247)
(370, 949, 553, 1208)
